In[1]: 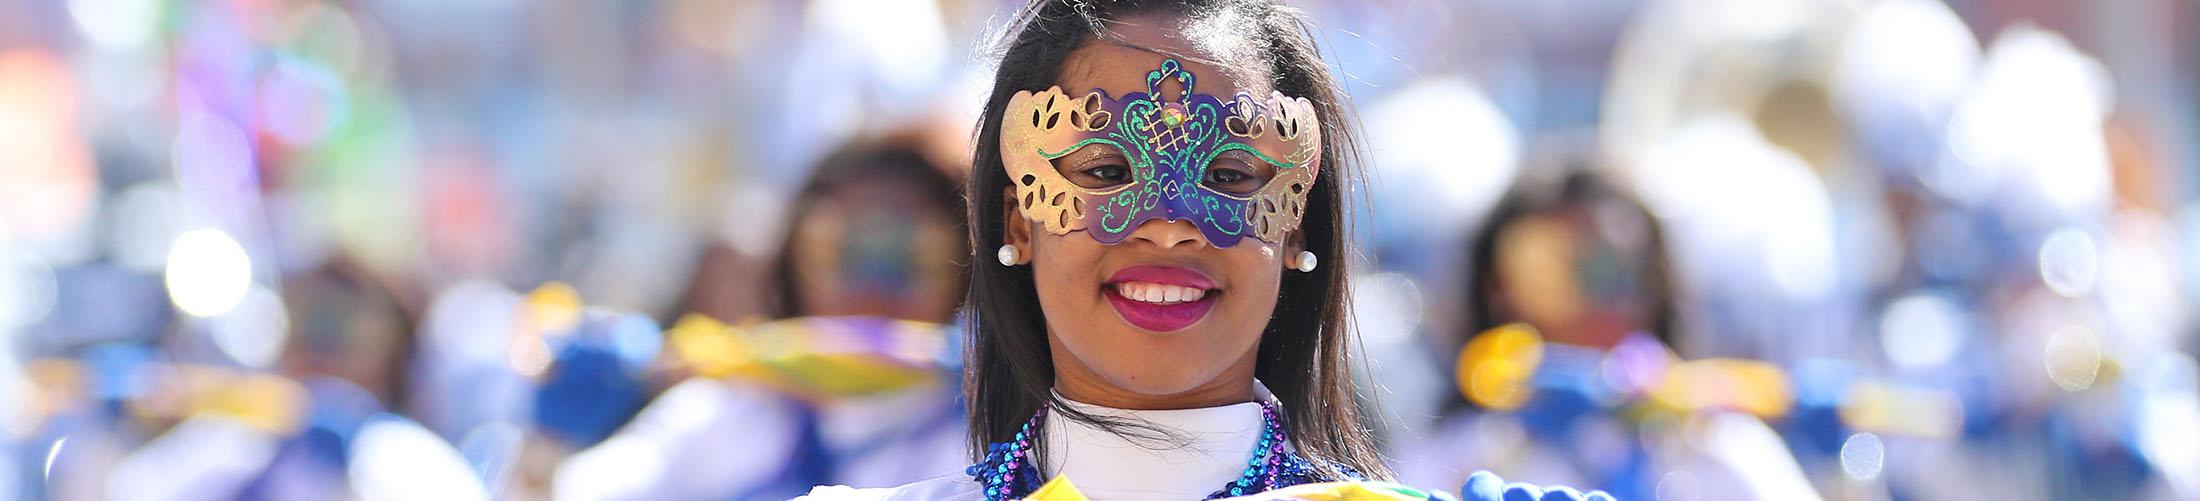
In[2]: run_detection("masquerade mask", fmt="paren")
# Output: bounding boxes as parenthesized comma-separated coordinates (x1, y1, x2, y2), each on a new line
(1001, 59, 1321, 248)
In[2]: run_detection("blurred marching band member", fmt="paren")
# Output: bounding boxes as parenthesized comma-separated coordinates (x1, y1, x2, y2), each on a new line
(1828, 14, 2198, 499)
(1393, 156, 1814, 501)
(554, 139, 971, 499)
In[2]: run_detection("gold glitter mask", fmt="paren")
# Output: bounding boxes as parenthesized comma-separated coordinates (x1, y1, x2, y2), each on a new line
(1000, 59, 1321, 248)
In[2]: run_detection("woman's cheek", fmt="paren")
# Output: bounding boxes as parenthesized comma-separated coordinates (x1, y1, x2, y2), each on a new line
(1029, 231, 1105, 314)
(1235, 242, 1285, 289)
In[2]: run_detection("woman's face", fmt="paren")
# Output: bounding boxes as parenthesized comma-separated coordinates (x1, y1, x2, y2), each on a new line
(1005, 22, 1300, 406)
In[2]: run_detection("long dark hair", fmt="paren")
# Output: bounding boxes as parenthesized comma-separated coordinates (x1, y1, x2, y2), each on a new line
(961, 0, 1386, 479)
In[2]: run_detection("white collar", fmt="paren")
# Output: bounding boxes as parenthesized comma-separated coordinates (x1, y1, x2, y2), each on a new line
(1039, 384, 1282, 499)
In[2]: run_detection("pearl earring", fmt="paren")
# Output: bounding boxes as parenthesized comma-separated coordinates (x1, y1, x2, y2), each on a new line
(1294, 251, 1318, 273)
(997, 245, 1021, 266)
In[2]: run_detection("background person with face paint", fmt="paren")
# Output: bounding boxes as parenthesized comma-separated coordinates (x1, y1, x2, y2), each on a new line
(555, 139, 972, 499)
(1392, 163, 1674, 499)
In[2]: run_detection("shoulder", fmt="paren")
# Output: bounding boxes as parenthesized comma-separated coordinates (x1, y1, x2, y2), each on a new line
(794, 475, 980, 501)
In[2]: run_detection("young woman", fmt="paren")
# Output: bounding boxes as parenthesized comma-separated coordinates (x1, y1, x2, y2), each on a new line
(804, 0, 1386, 498)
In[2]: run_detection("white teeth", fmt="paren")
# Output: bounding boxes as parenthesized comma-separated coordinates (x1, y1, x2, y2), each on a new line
(1114, 282, 1210, 305)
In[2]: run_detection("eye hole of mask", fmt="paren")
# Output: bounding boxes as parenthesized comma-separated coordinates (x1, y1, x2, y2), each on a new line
(1201, 150, 1276, 196)
(1051, 142, 1136, 190)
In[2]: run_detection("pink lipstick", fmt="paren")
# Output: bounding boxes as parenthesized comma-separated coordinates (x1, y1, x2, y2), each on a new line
(1102, 266, 1219, 333)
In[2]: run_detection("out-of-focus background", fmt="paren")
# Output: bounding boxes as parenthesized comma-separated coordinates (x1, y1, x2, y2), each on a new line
(0, 0, 2194, 499)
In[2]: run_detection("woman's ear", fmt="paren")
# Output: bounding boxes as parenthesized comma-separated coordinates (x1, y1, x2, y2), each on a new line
(1000, 187, 1032, 265)
(1283, 230, 1310, 272)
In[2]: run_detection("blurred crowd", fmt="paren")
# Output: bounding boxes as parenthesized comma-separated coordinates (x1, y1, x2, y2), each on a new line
(0, 0, 2194, 499)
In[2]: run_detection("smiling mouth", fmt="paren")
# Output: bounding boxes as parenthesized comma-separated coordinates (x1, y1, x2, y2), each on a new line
(1102, 266, 1220, 333)
(1110, 282, 1208, 304)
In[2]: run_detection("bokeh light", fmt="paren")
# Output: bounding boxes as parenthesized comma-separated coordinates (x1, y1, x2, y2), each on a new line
(0, 51, 98, 245)
(0, 245, 58, 330)
(2038, 227, 2099, 297)
(67, 0, 162, 51)
(2043, 326, 2103, 392)
(1879, 292, 1966, 370)
(208, 286, 289, 369)
(164, 229, 254, 318)
(349, 416, 490, 501)
(1458, 324, 1544, 411)
(1837, 432, 1885, 481)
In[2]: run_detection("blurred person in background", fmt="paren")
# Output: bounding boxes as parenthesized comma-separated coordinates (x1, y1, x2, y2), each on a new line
(763, 140, 969, 325)
(1463, 167, 1674, 357)
(1394, 159, 1815, 501)
(1596, 1, 1891, 498)
(226, 257, 418, 499)
(1820, 16, 2200, 500)
(554, 138, 970, 499)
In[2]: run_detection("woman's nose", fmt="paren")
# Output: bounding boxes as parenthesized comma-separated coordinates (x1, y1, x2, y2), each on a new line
(1129, 217, 1208, 250)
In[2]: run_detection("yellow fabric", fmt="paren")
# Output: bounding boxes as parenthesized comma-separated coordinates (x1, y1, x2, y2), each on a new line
(1023, 475, 1091, 501)
(1229, 481, 1439, 500)
(1648, 358, 1793, 418)
(1015, 477, 1440, 501)
(669, 314, 949, 398)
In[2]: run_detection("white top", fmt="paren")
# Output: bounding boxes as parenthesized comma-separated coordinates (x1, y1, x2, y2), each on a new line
(556, 378, 967, 499)
(799, 387, 1285, 500)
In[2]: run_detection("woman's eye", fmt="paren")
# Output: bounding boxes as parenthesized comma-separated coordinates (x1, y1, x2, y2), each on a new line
(1088, 164, 1131, 183)
(1203, 164, 1265, 194)
(1200, 154, 1271, 194)
(1062, 161, 1132, 189)
(1052, 144, 1135, 189)
(1206, 168, 1250, 185)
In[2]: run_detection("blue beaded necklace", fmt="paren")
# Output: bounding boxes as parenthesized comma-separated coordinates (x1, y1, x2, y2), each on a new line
(965, 400, 1325, 500)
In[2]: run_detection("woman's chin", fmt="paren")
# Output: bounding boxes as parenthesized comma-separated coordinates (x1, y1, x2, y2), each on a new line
(1093, 360, 1230, 399)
